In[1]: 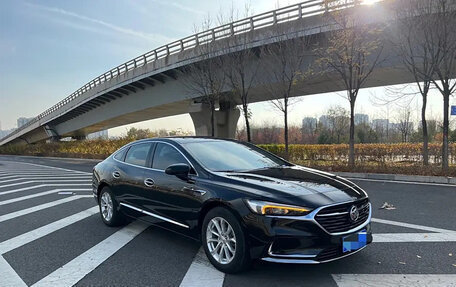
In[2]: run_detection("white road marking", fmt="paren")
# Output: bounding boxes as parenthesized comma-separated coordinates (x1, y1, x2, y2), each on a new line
(0, 162, 91, 175)
(0, 170, 57, 175)
(0, 171, 82, 176)
(332, 274, 456, 287)
(179, 247, 225, 287)
(0, 189, 91, 206)
(374, 232, 456, 242)
(0, 195, 93, 223)
(0, 171, 79, 179)
(348, 177, 456, 187)
(372, 218, 456, 234)
(0, 184, 92, 195)
(0, 206, 98, 254)
(0, 179, 90, 189)
(0, 255, 27, 287)
(0, 176, 91, 183)
(31, 221, 148, 287)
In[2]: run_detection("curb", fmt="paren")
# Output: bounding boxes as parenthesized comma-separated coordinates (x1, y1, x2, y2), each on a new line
(336, 172, 456, 185)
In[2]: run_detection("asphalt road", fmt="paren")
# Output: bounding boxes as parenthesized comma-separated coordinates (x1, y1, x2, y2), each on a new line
(0, 155, 455, 287)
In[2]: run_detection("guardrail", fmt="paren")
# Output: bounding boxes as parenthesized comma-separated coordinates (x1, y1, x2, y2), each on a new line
(1, 0, 362, 143)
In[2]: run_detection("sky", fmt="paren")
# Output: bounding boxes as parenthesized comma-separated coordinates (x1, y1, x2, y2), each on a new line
(0, 0, 453, 136)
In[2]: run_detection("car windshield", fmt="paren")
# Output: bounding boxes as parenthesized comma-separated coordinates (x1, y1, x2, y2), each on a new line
(181, 140, 288, 172)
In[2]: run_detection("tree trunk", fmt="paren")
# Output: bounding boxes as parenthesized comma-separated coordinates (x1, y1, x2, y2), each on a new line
(442, 88, 450, 172)
(284, 104, 289, 159)
(210, 102, 215, 137)
(349, 97, 356, 168)
(243, 105, 251, 142)
(421, 93, 429, 166)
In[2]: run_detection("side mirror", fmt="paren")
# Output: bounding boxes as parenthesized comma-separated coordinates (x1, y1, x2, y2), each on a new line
(165, 163, 191, 180)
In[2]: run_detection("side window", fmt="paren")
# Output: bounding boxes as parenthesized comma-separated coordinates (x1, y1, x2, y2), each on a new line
(152, 143, 188, 170)
(124, 143, 152, 167)
(113, 148, 127, 161)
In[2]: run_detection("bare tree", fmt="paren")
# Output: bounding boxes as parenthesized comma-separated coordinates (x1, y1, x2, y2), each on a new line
(393, 0, 436, 165)
(327, 106, 350, 144)
(220, 6, 260, 142)
(181, 18, 225, 136)
(395, 108, 414, 143)
(263, 34, 312, 156)
(315, 0, 384, 168)
(426, 0, 456, 171)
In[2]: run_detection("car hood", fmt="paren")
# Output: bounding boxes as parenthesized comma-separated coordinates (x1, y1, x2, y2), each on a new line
(214, 166, 367, 208)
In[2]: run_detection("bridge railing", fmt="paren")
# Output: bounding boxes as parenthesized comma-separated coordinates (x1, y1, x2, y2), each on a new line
(1, 0, 362, 143)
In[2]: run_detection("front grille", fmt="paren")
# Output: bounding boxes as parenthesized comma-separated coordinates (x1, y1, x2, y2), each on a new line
(315, 198, 369, 234)
(317, 246, 340, 261)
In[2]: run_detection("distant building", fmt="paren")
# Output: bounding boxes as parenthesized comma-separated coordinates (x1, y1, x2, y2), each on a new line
(319, 115, 332, 129)
(17, 117, 34, 128)
(87, 130, 109, 140)
(0, 128, 16, 139)
(371, 119, 389, 130)
(302, 117, 317, 132)
(354, 114, 369, 126)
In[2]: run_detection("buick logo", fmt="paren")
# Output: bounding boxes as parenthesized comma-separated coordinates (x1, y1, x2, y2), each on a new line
(349, 205, 359, 222)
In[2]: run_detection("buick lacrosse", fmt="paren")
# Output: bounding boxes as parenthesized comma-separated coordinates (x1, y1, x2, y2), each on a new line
(92, 137, 372, 273)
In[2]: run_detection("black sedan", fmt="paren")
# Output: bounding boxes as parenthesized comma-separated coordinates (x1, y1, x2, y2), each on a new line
(92, 137, 372, 273)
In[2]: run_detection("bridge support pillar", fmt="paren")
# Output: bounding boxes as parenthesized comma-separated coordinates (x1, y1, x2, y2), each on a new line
(47, 136, 61, 143)
(189, 102, 240, 139)
(44, 125, 61, 143)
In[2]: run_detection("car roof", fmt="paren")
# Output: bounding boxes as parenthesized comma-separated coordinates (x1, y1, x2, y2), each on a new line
(133, 136, 239, 144)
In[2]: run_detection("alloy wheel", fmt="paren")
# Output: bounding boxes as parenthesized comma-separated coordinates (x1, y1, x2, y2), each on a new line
(100, 192, 113, 222)
(206, 217, 237, 264)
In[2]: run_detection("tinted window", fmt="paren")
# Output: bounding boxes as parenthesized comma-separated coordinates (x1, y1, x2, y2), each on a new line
(152, 143, 188, 170)
(124, 143, 151, 167)
(181, 141, 287, 172)
(113, 148, 127, 161)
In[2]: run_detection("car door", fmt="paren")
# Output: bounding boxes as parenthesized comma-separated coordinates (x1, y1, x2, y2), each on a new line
(141, 142, 203, 230)
(112, 142, 153, 217)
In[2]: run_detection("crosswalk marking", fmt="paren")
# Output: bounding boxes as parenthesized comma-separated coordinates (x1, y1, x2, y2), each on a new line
(179, 247, 225, 287)
(0, 179, 91, 189)
(0, 162, 91, 174)
(374, 232, 456, 242)
(0, 172, 86, 177)
(372, 218, 456, 234)
(0, 176, 91, 184)
(332, 274, 456, 287)
(0, 255, 27, 287)
(0, 206, 99, 254)
(31, 221, 148, 287)
(0, 189, 92, 206)
(0, 195, 93, 223)
(0, 184, 92, 195)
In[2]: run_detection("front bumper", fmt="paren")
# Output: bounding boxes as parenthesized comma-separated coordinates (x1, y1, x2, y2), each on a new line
(243, 201, 373, 263)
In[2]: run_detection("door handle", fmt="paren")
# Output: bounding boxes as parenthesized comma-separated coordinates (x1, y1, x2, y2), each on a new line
(144, 178, 155, 187)
(112, 171, 121, 178)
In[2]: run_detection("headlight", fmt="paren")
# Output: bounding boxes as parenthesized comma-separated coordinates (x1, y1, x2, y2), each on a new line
(245, 200, 311, 216)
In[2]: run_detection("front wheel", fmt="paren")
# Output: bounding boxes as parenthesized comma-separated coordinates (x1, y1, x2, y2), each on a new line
(202, 207, 251, 273)
(99, 186, 125, 226)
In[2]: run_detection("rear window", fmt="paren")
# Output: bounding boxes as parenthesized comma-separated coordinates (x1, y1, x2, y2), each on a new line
(124, 143, 152, 167)
(113, 148, 127, 161)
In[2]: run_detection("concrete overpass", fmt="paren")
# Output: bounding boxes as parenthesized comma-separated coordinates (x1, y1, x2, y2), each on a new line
(0, 0, 445, 146)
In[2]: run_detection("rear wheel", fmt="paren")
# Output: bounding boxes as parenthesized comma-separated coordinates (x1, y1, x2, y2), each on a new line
(99, 186, 125, 226)
(202, 207, 251, 273)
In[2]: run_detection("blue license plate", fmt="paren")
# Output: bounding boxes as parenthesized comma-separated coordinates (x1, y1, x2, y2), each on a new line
(342, 229, 367, 253)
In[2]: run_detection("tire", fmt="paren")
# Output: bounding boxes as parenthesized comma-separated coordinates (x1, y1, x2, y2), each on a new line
(98, 186, 125, 227)
(202, 207, 251, 273)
